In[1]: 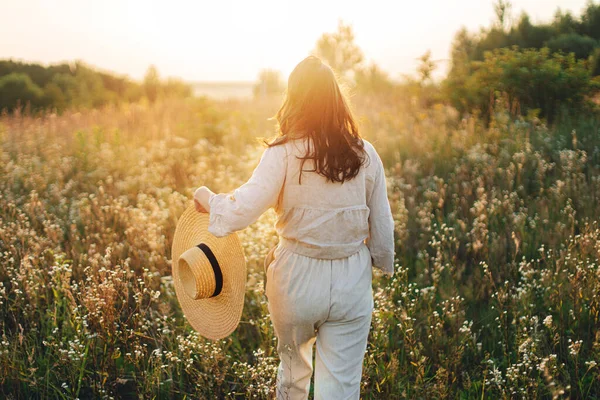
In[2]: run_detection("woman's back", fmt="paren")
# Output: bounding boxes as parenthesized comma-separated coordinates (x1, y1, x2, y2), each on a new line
(206, 135, 395, 276)
(274, 137, 393, 273)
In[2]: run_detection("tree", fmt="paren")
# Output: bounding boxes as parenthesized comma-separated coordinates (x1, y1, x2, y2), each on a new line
(553, 9, 580, 35)
(446, 47, 598, 123)
(313, 20, 364, 79)
(143, 65, 161, 103)
(0, 72, 44, 112)
(72, 62, 110, 108)
(546, 33, 598, 59)
(449, 4, 600, 76)
(354, 64, 395, 96)
(511, 14, 555, 49)
(50, 73, 78, 106)
(42, 82, 67, 110)
(0, 59, 175, 112)
(253, 69, 284, 98)
(493, 0, 513, 32)
(163, 78, 192, 98)
(581, 2, 600, 40)
(417, 50, 437, 85)
(445, 28, 478, 115)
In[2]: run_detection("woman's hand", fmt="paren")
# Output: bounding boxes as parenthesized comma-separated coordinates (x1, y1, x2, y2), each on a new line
(193, 186, 213, 213)
(194, 198, 208, 213)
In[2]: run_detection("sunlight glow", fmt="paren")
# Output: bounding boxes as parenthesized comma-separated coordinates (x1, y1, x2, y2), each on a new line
(1, 0, 590, 81)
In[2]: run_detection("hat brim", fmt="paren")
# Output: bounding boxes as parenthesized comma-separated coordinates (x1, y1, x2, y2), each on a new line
(171, 205, 246, 340)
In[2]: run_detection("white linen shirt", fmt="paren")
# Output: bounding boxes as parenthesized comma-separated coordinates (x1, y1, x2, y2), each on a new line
(205, 137, 396, 276)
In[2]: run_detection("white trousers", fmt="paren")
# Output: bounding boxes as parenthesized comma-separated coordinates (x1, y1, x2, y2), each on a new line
(265, 242, 374, 400)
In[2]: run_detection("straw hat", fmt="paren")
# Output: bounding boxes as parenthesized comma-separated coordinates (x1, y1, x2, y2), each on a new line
(171, 205, 246, 340)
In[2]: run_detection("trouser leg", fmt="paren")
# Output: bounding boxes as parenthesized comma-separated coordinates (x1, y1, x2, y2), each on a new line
(271, 321, 317, 399)
(314, 244, 374, 400)
(313, 312, 372, 400)
(266, 248, 331, 400)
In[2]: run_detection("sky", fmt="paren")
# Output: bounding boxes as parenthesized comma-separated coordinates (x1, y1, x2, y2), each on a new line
(0, 0, 592, 82)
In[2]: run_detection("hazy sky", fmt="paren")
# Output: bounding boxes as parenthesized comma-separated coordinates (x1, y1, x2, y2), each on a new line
(0, 0, 591, 82)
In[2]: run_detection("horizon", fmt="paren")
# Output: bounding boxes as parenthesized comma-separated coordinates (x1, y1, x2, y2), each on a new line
(1, 0, 591, 82)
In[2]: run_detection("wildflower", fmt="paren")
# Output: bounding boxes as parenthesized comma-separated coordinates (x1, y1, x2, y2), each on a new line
(569, 340, 582, 357)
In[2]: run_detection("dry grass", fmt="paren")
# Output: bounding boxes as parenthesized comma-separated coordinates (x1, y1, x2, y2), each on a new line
(1, 96, 600, 398)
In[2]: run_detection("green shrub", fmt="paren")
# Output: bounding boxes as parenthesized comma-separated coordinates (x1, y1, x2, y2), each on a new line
(445, 47, 599, 123)
(0, 72, 44, 112)
(546, 33, 598, 59)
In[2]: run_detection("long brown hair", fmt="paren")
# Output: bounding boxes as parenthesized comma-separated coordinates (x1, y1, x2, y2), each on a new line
(266, 56, 366, 184)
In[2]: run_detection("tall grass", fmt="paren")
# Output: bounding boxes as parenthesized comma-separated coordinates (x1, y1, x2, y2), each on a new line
(1, 96, 599, 398)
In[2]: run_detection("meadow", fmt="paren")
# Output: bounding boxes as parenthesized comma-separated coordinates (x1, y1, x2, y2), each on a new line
(1, 91, 600, 399)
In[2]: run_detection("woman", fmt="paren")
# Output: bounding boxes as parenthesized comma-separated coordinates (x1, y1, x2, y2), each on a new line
(193, 56, 395, 400)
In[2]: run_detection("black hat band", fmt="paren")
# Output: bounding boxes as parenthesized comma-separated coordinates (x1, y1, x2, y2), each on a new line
(197, 243, 223, 297)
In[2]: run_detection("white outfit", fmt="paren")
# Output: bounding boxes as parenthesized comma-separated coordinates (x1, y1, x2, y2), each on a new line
(201, 137, 395, 399)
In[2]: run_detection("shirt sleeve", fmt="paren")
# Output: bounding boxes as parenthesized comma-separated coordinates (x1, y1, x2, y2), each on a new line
(207, 144, 287, 237)
(366, 148, 395, 277)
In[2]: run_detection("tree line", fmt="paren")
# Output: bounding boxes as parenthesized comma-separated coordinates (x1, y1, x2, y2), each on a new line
(4, 0, 600, 123)
(445, 0, 600, 123)
(0, 61, 191, 113)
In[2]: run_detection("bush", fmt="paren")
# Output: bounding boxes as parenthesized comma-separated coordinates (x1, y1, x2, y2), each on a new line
(445, 47, 599, 123)
(354, 64, 395, 96)
(252, 69, 284, 99)
(0, 72, 44, 112)
(0, 60, 192, 113)
(546, 33, 598, 59)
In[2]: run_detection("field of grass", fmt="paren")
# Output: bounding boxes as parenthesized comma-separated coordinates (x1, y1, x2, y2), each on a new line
(1, 95, 600, 399)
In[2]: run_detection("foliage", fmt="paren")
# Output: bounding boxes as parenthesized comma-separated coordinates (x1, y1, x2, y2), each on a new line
(163, 78, 193, 99)
(0, 72, 44, 111)
(354, 64, 396, 97)
(546, 33, 598, 59)
(1, 93, 600, 398)
(0, 60, 192, 113)
(444, 1, 600, 121)
(416, 50, 437, 85)
(252, 69, 284, 99)
(143, 65, 161, 104)
(445, 46, 599, 123)
(451, 1, 600, 65)
(2, 3, 600, 398)
(312, 20, 364, 79)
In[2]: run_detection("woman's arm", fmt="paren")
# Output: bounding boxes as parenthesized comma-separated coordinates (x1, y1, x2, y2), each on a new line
(194, 145, 287, 238)
(194, 187, 212, 212)
(366, 150, 395, 277)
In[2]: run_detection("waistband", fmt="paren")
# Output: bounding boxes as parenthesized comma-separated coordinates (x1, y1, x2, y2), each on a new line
(278, 236, 368, 260)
